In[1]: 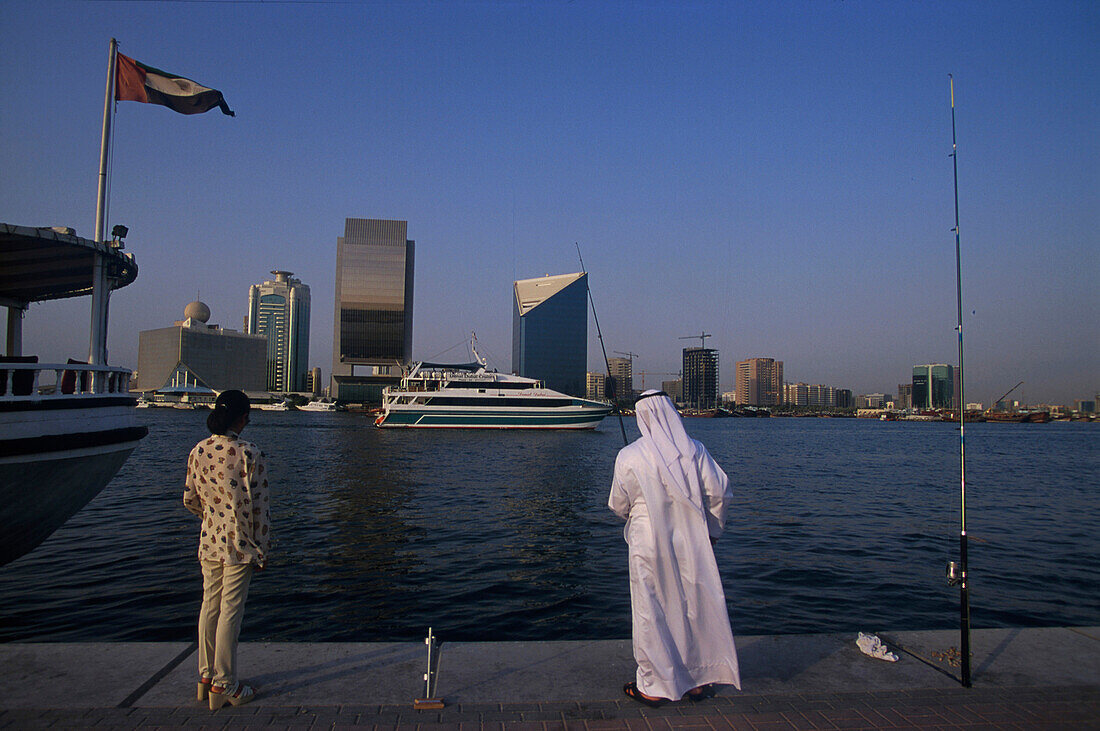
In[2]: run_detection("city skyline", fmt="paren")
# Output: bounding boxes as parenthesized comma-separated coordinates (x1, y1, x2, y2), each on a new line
(2, 1, 1095, 406)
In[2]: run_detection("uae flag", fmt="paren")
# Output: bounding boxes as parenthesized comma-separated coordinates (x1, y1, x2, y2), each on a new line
(115, 52, 235, 116)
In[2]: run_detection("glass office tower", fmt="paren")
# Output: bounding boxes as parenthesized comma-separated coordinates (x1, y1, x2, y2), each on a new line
(331, 218, 414, 401)
(247, 271, 311, 392)
(512, 272, 587, 397)
(912, 363, 954, 409)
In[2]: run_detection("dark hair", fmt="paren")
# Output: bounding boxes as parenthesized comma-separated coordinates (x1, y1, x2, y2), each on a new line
(207, 390, 251, 435)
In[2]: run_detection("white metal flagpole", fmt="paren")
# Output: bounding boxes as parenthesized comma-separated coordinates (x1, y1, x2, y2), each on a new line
(89, 38, 117, 367)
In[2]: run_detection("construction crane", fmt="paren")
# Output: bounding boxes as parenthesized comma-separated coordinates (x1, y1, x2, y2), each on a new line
(613, 350, 639, 366)
(990, 381, 1024, 411)
(679, 332, 711, 349)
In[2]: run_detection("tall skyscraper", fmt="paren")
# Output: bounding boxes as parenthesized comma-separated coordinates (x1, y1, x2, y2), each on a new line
(247, 270, 311, 392)
(735, 357, 783, 406)
(512, 272, 587, 397)
(912, 364, 954, 409)
(682, 347, 719, 409)
(607, 356, 633, 401)
(331, 218, 415, 401)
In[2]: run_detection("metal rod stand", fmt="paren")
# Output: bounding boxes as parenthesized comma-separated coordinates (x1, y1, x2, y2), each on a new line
(413, 627, 444, 709)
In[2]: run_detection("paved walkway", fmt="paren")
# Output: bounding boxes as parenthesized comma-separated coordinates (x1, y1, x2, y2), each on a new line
(3, 627, 1098, 729)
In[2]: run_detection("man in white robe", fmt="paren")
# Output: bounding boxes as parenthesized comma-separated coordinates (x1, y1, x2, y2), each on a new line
(609, 390, 740, 703)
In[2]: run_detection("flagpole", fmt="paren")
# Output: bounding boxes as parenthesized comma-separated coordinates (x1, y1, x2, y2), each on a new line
(89, 38, 117, 368)
(949, 74, 972, 688)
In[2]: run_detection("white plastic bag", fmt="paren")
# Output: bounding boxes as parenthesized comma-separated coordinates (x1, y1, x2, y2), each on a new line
(856, 632, 899, 662)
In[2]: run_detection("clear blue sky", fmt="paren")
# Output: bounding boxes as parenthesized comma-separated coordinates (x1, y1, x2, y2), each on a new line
(2, 0, 1096, 405)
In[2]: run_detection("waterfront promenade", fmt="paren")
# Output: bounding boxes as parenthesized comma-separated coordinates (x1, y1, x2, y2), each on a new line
(3, 627, 1098, 729)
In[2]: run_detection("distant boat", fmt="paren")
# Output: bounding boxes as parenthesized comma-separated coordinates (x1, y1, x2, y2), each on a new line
(983, 412, 1029, 423)
(257, 400, 289, 411)
(0, 223, 147, 565)
(299, 400, 337, 412)
(376, 362, 612, 429)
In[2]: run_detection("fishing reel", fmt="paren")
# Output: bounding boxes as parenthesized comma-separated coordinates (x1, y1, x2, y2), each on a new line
(946, 561, 963, 587)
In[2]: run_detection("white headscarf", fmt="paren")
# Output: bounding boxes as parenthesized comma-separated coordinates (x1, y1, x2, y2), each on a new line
(635, 389, 705, 509)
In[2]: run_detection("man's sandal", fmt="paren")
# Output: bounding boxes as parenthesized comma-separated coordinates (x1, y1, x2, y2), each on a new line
(209, 682, 256, 710)
(685, 684, 716, 702)
(623, 681, 667, 708)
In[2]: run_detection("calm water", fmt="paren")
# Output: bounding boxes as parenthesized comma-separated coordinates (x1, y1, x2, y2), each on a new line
(1, 411, 1096, 643)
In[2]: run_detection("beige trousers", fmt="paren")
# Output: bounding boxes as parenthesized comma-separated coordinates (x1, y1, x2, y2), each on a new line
(198, 559, 253, 687)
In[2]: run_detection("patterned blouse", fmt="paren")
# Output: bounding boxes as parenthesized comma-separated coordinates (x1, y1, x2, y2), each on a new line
(184, 432, 270, 567)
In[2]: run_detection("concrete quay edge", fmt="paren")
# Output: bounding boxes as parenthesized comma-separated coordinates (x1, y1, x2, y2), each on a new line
(2, 627, 1099, 729)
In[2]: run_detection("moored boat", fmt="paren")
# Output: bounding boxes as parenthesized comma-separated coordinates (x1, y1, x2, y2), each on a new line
(983, 411, 1029, 423)
(299, 399, 337, 412)
(0, 223, 147, 565)
(375, 361, 612, 429)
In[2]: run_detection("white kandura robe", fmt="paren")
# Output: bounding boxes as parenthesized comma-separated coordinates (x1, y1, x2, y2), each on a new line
(609, 394, 740, 699)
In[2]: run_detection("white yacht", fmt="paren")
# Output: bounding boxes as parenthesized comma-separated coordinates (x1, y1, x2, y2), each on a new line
(376, 361, 612, 429)
(299, 399, 337, 412)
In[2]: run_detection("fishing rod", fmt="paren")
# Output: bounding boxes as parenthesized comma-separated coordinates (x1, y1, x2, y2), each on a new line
(947, 74, 972, 688)
(576, 243, 628, 446)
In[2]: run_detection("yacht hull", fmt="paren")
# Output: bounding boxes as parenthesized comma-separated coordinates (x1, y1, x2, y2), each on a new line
(0, 389, 147, 565)
(377, 406, 611, 429)
(0, 440, 142, 565)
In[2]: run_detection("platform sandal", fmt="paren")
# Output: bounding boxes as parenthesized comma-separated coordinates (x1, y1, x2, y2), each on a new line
(208, 681, 256, 710)
(197, 675, 213, 701)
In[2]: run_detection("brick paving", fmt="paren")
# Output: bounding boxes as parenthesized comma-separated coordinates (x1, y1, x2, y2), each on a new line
(2, 686, 1097, 730)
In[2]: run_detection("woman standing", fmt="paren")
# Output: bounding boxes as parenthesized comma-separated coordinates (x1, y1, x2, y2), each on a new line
(183, 390, 270, 710)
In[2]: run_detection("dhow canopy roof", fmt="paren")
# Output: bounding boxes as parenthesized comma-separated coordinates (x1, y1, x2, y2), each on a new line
(0, 223, 138, 306)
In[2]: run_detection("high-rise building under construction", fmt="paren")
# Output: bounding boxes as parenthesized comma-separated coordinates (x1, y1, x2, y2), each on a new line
(683, 347, 719, 410)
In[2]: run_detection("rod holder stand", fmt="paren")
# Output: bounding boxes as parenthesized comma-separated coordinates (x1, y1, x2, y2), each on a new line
(413, 627, 444, 709)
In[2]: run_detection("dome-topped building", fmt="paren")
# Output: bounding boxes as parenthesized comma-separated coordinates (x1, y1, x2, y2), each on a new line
(135, 302, 266, 393)
(183, 301, 211, 324)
